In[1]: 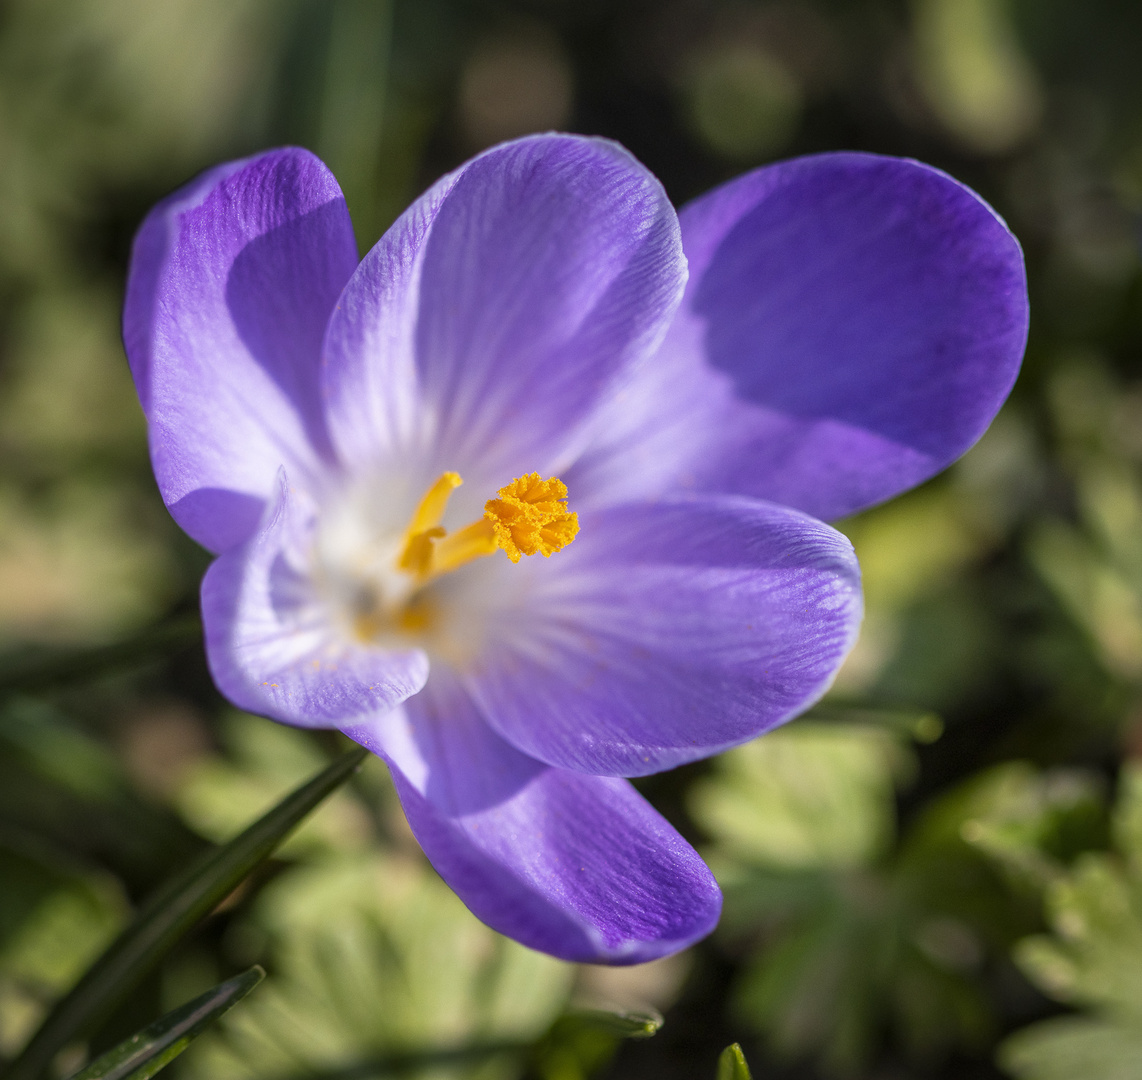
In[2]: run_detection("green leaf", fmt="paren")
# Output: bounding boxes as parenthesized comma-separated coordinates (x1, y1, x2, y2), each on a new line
(999, 764, 1142, 1079)
(174, 712, 375, 858)
(957, 763, 1107, 890)
(179, 851, 574, 1080)
(3, 745, 367, 1080)
(67, 966, 264, 1080)
(717, 1043, 753, 1080)
(999, 1015, 1142, 1080)
(690, 724, 905, 871)
(1014, 852, 1142, 1021)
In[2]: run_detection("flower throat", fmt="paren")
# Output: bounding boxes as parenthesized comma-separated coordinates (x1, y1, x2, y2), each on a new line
(353, 471, 578, 642)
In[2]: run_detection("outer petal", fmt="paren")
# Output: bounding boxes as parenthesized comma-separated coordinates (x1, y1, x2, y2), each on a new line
(343, 681, 721, 964)
(123, 148, 359, 552)
(322, 134, 686, 488)
(571, 153, 1028, 521)
(201, 472, 429, 727)
(466, 496, 862, 776)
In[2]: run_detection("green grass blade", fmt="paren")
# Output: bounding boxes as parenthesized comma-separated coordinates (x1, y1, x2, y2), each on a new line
(717, 1043, 753, 1080)
(555, 1008, 664, 1039)
(67, 966, 265, 1080)
(2, 745, 368, 1080)
(254, 1007, 667, 1079)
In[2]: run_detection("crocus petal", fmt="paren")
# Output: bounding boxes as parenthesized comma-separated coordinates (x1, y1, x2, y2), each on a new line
(344, 682, 721, 964)
(571, 152, 1028, 521)
(465, 496, 862, 776)
(201, 472, 429, 727)
(323, 134, 687, 484)
(124, 148, 359, 552)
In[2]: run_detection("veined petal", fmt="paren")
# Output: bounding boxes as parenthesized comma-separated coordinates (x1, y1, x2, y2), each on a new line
(322, 134, 686, 487)
(344, 683, 721, 964)
(571, 153, 1028, 521)
(465, 496, 862, 776)
(201, 472, 429, 727)
(124, 148, 359, 552)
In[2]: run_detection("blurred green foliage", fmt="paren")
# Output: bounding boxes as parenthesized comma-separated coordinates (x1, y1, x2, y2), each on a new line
(996, 764, 1142, 1080)
(167, 721, 574, 1080)
(3, 1, 1142, 1079)
(183, 852, 571, 1080)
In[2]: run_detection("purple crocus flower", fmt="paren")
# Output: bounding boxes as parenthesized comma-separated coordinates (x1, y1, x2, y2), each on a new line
(123, 135, 1027, 964)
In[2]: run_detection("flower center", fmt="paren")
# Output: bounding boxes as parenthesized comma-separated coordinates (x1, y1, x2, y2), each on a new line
(351, 471, 578, 643)
(398, 471, 579, 578)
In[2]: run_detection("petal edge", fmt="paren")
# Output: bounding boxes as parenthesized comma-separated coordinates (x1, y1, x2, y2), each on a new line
(345, 685, 722, 964)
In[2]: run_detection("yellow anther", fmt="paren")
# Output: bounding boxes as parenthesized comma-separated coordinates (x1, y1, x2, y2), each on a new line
(483, 473, 579, 563)
(394, 470, 577, 583)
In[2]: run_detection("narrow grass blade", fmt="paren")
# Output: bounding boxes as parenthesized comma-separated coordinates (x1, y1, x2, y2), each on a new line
(717, 1043, 753, 1080)
(3, 745, 368, 1080)
(259, 1007, 666, 1079)
(555, 1008, 664, 1039)
(67, 966, 265, 1080)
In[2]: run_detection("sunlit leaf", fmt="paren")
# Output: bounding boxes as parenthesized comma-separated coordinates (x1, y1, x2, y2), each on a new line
(690, 724, 904, 871)
(999, 1016, 1142, 1080)
(0, 867, 126, 1062)
(174, 712, 375, 858)
(181, 851, 574, 1079)
(999, 765, 1142, 1079)
(712, 750, 1052, 1072)
(1, 876, 124, 993)
(956, 763, 1108, 889)
(67, 966, 264, 1080)
(1015, 855, 1142, 1020)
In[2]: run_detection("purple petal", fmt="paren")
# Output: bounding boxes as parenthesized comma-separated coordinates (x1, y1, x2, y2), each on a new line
(201, 472, 429, 727)
(466, 496, 862, 776)
(323, 134, 686, 482)
(571, 153, 1028, 521)
(344, 681, 721, 963)
(123, 148, 359, 552)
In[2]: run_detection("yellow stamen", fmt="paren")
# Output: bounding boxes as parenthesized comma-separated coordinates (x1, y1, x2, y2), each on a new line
(408, 471, 462, 534)
(397, 471, 460, 575)
(397, 526, 445, 577)
(394, 470, 577, 581)
(431, 518, 499, 574)
(483, 473, 580, 563)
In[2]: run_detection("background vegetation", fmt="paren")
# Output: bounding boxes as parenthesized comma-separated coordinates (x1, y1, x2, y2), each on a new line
(2, 1, 1142, 1078)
